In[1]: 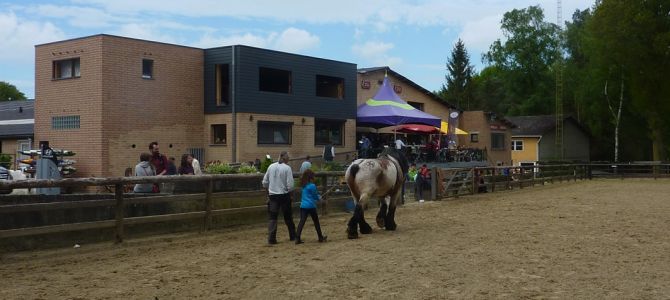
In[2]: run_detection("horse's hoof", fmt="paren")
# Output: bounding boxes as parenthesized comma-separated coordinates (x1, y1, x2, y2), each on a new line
(360, 222, 373, 234)
(385, 223, 397, 231)
(347, 228, 358, 239)
(376, 217, 385, 228)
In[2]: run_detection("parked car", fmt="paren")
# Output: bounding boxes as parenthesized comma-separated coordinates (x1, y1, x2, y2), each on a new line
(0, 166, 13, 194)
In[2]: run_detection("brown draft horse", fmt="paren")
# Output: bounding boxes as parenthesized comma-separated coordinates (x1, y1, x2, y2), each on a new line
(344, 148, 409, 239)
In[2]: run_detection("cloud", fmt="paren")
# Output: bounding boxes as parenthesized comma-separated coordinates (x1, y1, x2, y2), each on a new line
(111, 23, 179, 44)
(352, 41, 402, 67)
(0, 11, 66, 63)
(30, 4, 122, 28)
(193, 27, 319, 53)
(458, 14, 504, 62)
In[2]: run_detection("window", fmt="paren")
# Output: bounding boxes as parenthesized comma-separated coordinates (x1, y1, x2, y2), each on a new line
(52, 115, 80, 130)
(315, 119, 344, 146)
(512, 140, 523, 151)
(142, 59, 153, 79)
(215, 64, 230, 106)
(211, 124, 227, 144)
(491, 133, 505, 150)
(259, 67, 292, 93)
(316, 75, 344, 99)
(470, 133, 479, 143)
(408, 101, 424, 111)
(52, 58, 80, 79)
(258, 121, 292, 145)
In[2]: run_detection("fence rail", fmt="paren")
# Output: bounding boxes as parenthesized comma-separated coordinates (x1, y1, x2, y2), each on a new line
(1, 163, 669, 246)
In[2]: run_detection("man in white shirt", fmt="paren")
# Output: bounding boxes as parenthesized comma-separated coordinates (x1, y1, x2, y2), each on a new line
(187, 154, 202, 175)
(262, 151, 297, 244)
(395, 137, 406, 150)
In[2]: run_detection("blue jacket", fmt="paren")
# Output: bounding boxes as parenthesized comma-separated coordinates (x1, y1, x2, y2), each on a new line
(300, 183, 321, 209)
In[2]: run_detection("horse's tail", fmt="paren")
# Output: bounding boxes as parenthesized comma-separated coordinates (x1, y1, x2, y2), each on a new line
(346, 163, 361, 201)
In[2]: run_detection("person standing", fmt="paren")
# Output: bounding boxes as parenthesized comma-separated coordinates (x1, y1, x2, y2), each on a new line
(299, 155, 312, 173)
(133, 153, 156, 193)
(323, 142, 335, 162)
(178, 154, 194, 175)
(262, 151, 297, 245)
(394, 137, 406, 150)
(166, 157, 178, 175)
(149, 142, 169, 176)
(359, 135, 371, 158)
(187, 154, 202, 175)
(295, 169, 327, 244)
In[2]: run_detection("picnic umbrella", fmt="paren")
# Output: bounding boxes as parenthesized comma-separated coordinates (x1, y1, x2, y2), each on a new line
(440, 121, 468, 135)
(356, 76, 442, 130)
(394, 124, 444, 134)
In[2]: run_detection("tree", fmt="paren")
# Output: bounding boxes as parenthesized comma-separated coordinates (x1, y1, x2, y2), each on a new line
(438, 39, 474, 109)
(586, 0, 670, 161)
(0, 81, 27, 101)
(483, 5, 561, 116)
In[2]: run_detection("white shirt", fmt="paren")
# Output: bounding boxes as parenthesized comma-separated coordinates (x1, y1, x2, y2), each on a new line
(395, 139, 406, 150)
(262, 162, 294, 195)
(191, 158, 202, 175)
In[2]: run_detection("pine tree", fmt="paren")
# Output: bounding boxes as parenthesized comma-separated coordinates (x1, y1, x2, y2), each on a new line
(438, 39, 474, 109)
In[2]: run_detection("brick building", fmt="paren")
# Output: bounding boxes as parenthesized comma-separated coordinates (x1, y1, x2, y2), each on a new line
(35, 34, 356, 177)
(458, 111, 515, 165)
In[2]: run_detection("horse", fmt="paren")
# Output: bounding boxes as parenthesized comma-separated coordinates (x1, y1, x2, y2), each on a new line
(344, 147, 409, 239)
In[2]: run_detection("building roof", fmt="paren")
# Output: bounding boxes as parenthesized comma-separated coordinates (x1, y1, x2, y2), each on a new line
(0, 100, 34, 138)
(508, 115, 587, 137)
(358, 66, 458, 110)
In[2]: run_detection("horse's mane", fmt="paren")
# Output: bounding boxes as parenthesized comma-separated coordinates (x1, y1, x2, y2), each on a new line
(379, 148, 409, 175)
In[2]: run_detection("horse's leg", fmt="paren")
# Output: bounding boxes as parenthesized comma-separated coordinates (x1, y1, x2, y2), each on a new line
(385, 194, 400, 231)
(347, 203, 361, 239)
(359, 204, 373, 234)
(376, 196, 389, 228)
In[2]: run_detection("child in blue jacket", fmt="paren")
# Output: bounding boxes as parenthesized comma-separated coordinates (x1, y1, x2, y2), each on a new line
(295, 169, 327, 244)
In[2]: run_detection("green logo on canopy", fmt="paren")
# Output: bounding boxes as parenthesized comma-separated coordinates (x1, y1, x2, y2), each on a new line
(365, 99, 414, 110)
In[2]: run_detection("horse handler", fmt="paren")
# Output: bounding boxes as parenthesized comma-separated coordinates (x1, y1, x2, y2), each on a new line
(262, 151, 297, 245)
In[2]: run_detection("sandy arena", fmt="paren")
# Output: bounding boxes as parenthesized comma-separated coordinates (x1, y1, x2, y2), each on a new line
(1, 179, 669, 299)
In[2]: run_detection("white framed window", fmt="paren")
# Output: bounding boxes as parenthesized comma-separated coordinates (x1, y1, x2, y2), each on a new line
(52, 115, 80, 130)
(512, 140, 523, 151)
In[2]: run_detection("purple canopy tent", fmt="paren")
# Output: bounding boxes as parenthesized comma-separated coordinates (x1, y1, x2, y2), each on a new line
(356, 77, 441, 129)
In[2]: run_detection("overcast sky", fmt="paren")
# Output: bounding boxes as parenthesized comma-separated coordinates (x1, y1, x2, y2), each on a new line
(0, 0, 593, 99)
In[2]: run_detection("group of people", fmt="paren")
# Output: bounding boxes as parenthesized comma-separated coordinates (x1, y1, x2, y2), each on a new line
(262, 151, 327, 245)
(133, 141, 202, 193)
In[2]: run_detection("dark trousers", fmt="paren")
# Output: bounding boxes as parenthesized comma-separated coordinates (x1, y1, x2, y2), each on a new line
(267, 193, 296, 243)
(296, 208, 324, 241)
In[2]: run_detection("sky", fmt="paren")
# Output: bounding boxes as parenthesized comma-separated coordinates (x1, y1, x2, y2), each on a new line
(0, 0, 593, 99)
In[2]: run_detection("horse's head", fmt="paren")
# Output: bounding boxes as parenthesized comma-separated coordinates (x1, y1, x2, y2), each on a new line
(379, 147, 409, 175)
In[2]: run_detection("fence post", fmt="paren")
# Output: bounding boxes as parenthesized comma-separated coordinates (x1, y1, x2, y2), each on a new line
(204, 179, 213, 231)
(321, 175, 328, 215)
(507, 168, 511, 190)
(471, 168, 477, 195)
(431, 167, 438, 200)
(491, 168, 496, 193)
(114, 183, 124, 244)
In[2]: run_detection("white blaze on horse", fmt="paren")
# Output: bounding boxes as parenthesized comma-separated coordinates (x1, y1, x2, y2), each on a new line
(344, 148, 408, 239)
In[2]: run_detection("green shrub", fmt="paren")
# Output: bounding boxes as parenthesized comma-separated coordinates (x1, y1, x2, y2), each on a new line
(205, 161, 236, 174)
(237, 163, 258, 174)
(0, 154, 11, 168)
(260, 155, 273, 173)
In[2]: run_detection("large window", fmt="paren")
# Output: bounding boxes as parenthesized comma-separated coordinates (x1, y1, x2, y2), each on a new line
(142, 59, 153, 79)
(512, 140, 523, 151)
(211, 124, 227, 144)
(259, 67, 292, 94)
(316, 75, 344, 99)
(258, 121, 292, 145)
(408, 101, 424, 111)
(52, 58, 80, 79)
(314, 119, 344, 146)
(215, 64, 230, 106)
(491, 133, 505, 150)
(52, 115, 80, 130)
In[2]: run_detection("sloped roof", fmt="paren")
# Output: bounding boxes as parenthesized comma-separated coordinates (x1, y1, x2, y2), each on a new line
(508, 115, 588, 137)
(358, 66, 458, 110)
(0, 100, 34, 138)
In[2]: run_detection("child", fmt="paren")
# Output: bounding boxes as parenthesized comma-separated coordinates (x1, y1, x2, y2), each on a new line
(295, 169, 327, 244)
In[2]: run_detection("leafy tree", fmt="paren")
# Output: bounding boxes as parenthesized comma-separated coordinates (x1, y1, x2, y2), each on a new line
(437, 39, 474, 109)
(0, 81, 27, 101)
(585, 0, 670, 161)
(482, 5, 561, 116)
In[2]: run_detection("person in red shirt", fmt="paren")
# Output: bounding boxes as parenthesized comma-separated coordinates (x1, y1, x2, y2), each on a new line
(149, 141, 169, 176)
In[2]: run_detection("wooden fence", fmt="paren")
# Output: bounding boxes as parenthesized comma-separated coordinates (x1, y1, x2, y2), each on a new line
(1, 163, 668, 246)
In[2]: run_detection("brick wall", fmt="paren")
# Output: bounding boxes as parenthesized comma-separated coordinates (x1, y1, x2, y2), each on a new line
(459, 111, 512, 165)
(35, 36, 105, 177)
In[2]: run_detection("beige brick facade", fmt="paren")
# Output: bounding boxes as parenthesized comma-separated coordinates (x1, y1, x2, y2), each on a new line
(36, 35, 203, 177)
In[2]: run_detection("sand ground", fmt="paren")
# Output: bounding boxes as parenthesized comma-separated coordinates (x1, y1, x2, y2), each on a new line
(1, 179, 669, 299)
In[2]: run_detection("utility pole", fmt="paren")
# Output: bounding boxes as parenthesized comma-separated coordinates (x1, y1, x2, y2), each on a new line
(555, 0, 564, 160)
